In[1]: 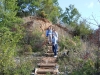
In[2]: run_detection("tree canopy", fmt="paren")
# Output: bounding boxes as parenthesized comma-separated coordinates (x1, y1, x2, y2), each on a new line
(61, 4, 81, 25)
(0, 0, 24, 74)
(16, 0, 61, 23)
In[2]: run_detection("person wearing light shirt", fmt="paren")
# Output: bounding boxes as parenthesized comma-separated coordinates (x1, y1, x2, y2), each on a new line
(46, 26, 52, 44)
(52, 29, 58, 40)
(52, 34, 58, 57)
(52, 28, 58, 51)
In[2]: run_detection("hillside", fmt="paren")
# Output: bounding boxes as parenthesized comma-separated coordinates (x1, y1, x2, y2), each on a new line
(0, 15, 99, 75)
(22, 16, 99, 75)
(23, 16, 71, 38)
(0, 0, 100, 75)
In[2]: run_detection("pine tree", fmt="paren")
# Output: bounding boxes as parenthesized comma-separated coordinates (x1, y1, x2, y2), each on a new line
(0, 0, 23, 74)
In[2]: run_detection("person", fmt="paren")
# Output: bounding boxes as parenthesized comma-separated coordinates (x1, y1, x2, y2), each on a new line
(52, 33, 58, 57)
(46, 26, 52, 44)
(46, 28, 49, 37)
(52, 28, 58, 51)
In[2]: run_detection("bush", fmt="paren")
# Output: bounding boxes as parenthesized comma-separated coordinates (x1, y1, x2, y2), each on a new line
(59, 36, 81, 51)
(70, 59, 96, 75)
(18, 30, 45, 53)
(30, 30, 45, 52)
(14, 56, 33, 75)
(73, 21, 93, 39)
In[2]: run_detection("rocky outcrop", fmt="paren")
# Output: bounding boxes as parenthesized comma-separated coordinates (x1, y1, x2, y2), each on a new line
(23, 16, 52, 37)
(23, 16, 70, 38)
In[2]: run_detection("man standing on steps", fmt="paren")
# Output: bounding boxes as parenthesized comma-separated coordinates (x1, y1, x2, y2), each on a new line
(52, 33, 58, 57)
(46, 25, 52, 44)
(52, 28, 58, 52)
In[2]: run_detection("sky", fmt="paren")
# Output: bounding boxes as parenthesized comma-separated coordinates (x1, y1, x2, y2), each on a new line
(58, 0, 100, 30)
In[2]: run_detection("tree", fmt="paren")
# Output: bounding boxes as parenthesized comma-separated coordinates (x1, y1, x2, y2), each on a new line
(61, 4, 81, 25)
(0, 0, 22, 27)
(38, 0, 61, 23)
(74, 19, 93, 40)
(16, 0, 43, 17)
(0, 0, 23, 74)
(16, 0, 62, 23)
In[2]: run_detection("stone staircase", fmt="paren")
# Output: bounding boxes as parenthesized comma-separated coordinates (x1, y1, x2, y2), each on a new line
(31, 44, 59, 75)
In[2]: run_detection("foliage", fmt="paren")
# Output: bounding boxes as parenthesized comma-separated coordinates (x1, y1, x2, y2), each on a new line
(16, 0, 61, 23)
(0, 0, 31, 74)
(0, 0, 97, 75)
(0, 25, 24, 74)
(58, 44, 98, 75)
(58, 36, 98, 75)
(0, 0, 22, 27)
(39, 0, 61, 23)
(14, 56, 33, 75)
(30, 30, 44, 52)
(70, 59, 96, 75)
(61, 4, 81, 25)
(74, 20, 93, 38)
(18, 29, 44, 53)
(59, 36, 81, 51)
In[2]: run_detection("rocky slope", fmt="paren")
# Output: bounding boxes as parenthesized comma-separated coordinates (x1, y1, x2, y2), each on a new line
(23, 16, 71, 39)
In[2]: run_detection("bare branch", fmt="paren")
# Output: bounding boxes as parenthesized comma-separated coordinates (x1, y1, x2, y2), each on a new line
(80, 17, 98, 26)
(91, 15, 99, 25)
(87, 22, 98, 26)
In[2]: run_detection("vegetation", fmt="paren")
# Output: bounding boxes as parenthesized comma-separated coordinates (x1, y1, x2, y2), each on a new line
(58, 36, 98, 75)
(16, 0, 61, 23)
(59, 36, 81, 52)
(0, 0, 33, 74)
(60, 4, 81, 25)
(0, 0, 99, 75)
(73, 20, 93, 40)
(18, 29, 45, 53)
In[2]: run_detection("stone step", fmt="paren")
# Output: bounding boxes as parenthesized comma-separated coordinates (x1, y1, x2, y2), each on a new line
(41, 57, 57, 63)
(45, 53, 54, 57)
(48, 46, 52, 50)
(47, 50, 53, 53)
(37, 74, 57, 75)
(38, 63, 57, 69)
(35, 68, 58, 74)
(47, 44, 52, 47)
(37, 74, 47, 75)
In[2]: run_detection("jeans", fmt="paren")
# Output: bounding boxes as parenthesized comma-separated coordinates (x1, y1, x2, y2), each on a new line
(52, 44, 57, 56)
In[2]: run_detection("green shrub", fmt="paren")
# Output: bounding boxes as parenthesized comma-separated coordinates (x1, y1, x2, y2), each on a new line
(74, 21, 93, 38)
(14, 57, 33, 75)
(30, 30, 44, 52)
(70, 59, 96, 75)
(59, 36, 81, 51)
(18, 30, 45, 53)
